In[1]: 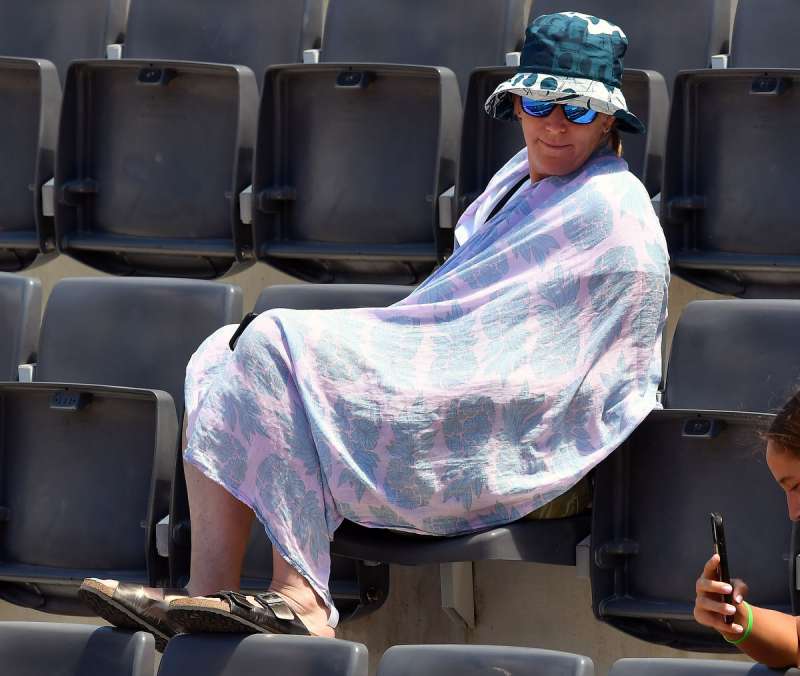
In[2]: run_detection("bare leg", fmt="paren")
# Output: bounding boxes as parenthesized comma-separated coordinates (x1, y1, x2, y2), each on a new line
(183, 449, 335, 635)
(92, 424, 254, 603)
(183, 459, 254, 596)
(181, 459, 333, 635)
(92, 418, 335, 636)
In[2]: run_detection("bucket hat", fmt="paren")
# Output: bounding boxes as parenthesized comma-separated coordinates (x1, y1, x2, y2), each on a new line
(485, 11, 645, 134)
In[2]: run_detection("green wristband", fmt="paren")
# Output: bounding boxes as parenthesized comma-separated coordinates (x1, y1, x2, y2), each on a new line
(723, 601, 753, 646)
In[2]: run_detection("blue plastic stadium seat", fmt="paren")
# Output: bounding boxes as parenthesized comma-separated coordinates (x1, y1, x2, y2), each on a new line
(0, 58, 60, 271)
(252, 63, 461, 283)
(158, 634, 367, 676)
(253, 284, 413, 312)
(0, 0, 128, 80)
(0, 622, 155, 676)
(662, 67, 800, 297)
(591, 300, 800, 651)
(122, 0, 324, 88)
(36, 278, 242, 410)
(664, 300, 800, 413)
(528, 0, 733, 94)
(48, 1, 323, 276)
(0, 273, 41, 379)
(55, 60, 258, 278)
(610, 658, 798, 675)
(658, 2, 800, 297)
(321, 0, 531, 97)
(729, 0, 800, 67)
(377, 645, 594, 676)
(0, 278, 242, 616)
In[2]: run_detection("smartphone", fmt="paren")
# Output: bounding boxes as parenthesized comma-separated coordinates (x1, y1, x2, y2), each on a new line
(709, 511, 734, 624)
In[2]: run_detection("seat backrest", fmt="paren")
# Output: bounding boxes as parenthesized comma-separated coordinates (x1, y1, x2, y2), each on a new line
(661, 68, 800, 297)
(0, 622, 154, 676)
(0, 0, 128, 80)
(0, 273, 41, 379)
(321, 0, 531, 97)
(610, 658, 795, 675)
(55, 60, 258, 278)
(0, 59, 61, 273)
(664, 300, 800, 413)
(252, 63, 460, 284)
(591, 409, 789, 651)
(377, 645, 594, 676)
(729, 0, 800, 67)
(528, 0, 733, 94)
(254, 283, 413, 312)
(158, 634, 367, 676)
(123, 0, 323, 88)
(36, 278, 242, 412)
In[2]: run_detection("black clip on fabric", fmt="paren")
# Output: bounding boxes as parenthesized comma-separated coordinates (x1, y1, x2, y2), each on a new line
(229, 312, 259, 351)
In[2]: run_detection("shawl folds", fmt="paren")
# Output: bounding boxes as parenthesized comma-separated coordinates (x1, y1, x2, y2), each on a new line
(184, 147, 669, 607)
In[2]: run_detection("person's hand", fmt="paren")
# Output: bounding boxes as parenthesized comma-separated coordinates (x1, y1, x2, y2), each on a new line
(694, 553, 749, 636)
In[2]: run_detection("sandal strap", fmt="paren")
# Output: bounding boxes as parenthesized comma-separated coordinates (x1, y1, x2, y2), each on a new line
(252, 592, 296, 621)
(208, 590, 297, 622)
(206, 590, 252, 612)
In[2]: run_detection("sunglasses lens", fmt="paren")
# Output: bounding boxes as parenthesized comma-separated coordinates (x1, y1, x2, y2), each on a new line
(520, 99, 599, 125)
(563, 105, 598, 125)
(521, 98, 554, 117)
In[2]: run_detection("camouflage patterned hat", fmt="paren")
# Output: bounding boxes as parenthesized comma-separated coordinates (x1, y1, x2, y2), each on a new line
(485, 12, 645, 134)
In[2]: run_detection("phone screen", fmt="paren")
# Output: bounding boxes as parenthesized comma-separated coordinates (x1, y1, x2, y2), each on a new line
(710, 511, 734, 624)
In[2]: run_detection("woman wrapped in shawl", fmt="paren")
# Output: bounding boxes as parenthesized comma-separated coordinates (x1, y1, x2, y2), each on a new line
(80, 12, 670, 646)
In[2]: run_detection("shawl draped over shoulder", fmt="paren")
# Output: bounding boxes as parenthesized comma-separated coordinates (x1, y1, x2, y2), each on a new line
(184, 147, 670, 609)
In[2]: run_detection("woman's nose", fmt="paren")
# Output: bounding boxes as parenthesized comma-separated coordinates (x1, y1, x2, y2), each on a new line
(545, 105, 569, 131)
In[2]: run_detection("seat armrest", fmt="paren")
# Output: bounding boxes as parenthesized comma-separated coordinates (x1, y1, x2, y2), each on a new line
(710, 53, 728, 69)
(438, 186, 456, 230)
(42, 178, 55, 218)
(239, 185, 253, 225)
(156, 514, 171, 558)
(17, 363, 36, 383)
(106, 43, 123, 59)
(650, 192, 661, 212)
(303, 49, 321, 64)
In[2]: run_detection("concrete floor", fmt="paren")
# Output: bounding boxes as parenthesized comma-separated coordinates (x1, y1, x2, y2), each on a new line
(1, 258, 750, 675)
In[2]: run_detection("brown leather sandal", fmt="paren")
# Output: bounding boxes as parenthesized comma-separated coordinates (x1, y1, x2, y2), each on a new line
(166, 591, 313, 636)
(78, 578, 187, 652)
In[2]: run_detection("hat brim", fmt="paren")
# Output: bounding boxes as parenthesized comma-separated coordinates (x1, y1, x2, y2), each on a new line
(485, 72, 646, 135)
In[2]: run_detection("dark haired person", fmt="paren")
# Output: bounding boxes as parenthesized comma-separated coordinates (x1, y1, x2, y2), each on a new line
(79, 12, 669, 648)
(694, 391, 800, 667)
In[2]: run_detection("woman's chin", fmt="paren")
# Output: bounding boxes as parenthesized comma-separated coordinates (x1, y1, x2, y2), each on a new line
(533, 157, 579, 179)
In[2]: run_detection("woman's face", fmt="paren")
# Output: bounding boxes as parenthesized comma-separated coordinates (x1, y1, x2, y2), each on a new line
(766, 440, 800, 521)
(514, 96, 615, 182)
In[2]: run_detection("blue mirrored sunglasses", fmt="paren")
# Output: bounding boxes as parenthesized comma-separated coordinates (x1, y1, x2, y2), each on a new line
(520, 97, 598, 125)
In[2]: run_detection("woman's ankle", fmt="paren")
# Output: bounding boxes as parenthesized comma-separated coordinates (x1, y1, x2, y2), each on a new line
(267, 580, 325, 614)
